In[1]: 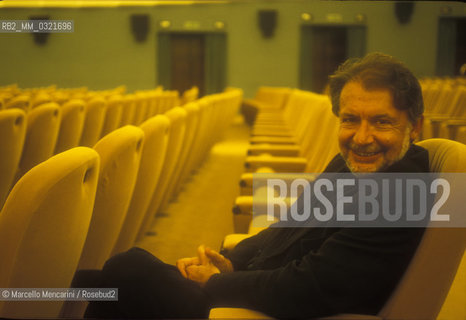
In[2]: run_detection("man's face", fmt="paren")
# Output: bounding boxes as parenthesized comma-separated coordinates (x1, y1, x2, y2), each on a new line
(338, 81, 421, 173)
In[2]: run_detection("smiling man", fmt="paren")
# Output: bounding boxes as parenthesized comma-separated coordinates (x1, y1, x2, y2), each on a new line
(83, 53, 429, 319)
(330, 53, 423, 174)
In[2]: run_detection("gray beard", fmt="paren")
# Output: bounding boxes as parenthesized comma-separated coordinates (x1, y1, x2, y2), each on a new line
(343, 127, 412, 173)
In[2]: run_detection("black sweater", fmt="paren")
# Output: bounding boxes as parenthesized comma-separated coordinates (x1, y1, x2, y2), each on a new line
(204, 145, 429, 319)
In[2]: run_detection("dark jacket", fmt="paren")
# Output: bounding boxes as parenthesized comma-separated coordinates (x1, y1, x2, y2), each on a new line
(204, 145, 429, 319)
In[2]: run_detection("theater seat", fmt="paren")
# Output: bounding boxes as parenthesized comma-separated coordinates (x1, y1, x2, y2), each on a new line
(79, 96, 107, 147)
(119, 94, 136, 127)
(137, 107, 187, 240)
(112, 115, 170, 255)
(54, 99, 86, 154)
(78, 125, 144, 270)
(181, 86, 199, 104)
(30, 92, 52, 109)
(159, 102, 200, 211)
(0, 147, 100, 319)
(0, 109, 26, 210)
(457, 126, 466, 145)
(15, 102, 61, 183)
(211, 138, 466, 320)
(132, 92, 149, 126)
(99, 95, 123, 138)
(5, 94, 30, 112)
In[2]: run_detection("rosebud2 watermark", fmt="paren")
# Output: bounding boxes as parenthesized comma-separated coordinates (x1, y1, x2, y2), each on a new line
(251, 173, 466, 228)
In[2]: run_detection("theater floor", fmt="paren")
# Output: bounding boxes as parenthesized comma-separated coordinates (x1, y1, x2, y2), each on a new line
(135, 114, 249, 265)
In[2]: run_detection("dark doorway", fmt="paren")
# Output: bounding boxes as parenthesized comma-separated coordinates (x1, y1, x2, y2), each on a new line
(437, 18, 466, 76)
(454, 19, 466, 75)
(300, 25, 366, 93)
(310, 27, 347, 94)
(170, 33, 205, 96)
(157, 32, 226, 97)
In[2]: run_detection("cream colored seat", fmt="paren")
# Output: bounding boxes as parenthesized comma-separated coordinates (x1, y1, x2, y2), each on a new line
(159, 102, 200, 211)
(119, 94, 136, 127)
(0, 147, 100, 319)
(137, 107, 187, 240)
(132, 92, 148, 126)
(211, 138, 466, 320)
(185, 96, 213, 171)
(112, 115, 170, 255)
(30, 92, 52, 109)
(234, 97, 339, 232)
(0, 96, 5, 110)
(15, 102, 61, 182)
(158, 90, 180, 114)
(54, 99, 86, 154)
(5, 94, 30, 112)
(145, 91, 159, 118)
(100, 95, 123, 138)
(242, 87, 291, 126)
(456, 127, 466, 144)
(186, 90, 242, 172)
(79, 96, 107, 147)
(0, 109, 26, 210)
(181, 86, 199, 104)
(78, 125, 144, 270)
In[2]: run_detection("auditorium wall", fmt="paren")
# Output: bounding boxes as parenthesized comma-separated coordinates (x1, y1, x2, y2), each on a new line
(0, 1, 464, 97)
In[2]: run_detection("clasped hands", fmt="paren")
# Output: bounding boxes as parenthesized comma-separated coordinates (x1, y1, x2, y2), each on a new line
(176, 245, 233, 286)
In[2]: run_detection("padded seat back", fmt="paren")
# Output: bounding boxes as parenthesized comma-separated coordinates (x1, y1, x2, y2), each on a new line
(255, 87, 291, 110)
(161, 102, 200, 209)
(0, 109, 26, 210)
(30, 93, 52, 109)
(181, 86, 199, 104)
(137, 107, 187, 240)
(54, 99, 86, 154)
(5, 95, 30, 112)
(132, 93, 148, 126)
(79, 97, 107, 147)
(100, 95, 123, 138)
(16, 102, 61, 181)
(112, 116, 170, 255)
(0, 147, 100, 318)
(120, 94, 136, 127)
(78, 125, 144, 270)
(379, 139, 466, 320)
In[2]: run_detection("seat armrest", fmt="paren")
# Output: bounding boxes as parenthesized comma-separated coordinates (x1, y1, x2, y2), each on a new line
(233, 193, 294, 217)
(250, 136, 297, 145)
(243, 98, 282, 112)
(446, 119, 466, 126)
(424, 113, 450, 121)
(251, 129, 294, 137)
(245, 155, 307, 172)
(233, 196, 254, 215)
(221, 234, 253, 252)
(254, 118, 286, 125)
(240, 171, 316, 195)
(240, 169, 277, 195)
(318, 315, 381, 320)
(209, 307, 271, 319)
(252, 124, 289, 130)
(209, 308, 382, 320)
(248, 144, 300, 157)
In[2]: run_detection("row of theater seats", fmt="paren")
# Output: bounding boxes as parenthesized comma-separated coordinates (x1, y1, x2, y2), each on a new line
(421, 77, 466, 144)
(0, 85, 241, 318)
(0, 85, 194, 210)
(232, 87, 340, 235)
(0, 84, 198, 115)
(230, 82, 466, 237)
(211, 86, 466, 319)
